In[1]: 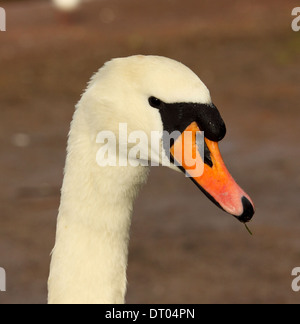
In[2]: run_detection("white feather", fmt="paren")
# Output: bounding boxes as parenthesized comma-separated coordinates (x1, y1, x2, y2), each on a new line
(48, 55, 212, 304)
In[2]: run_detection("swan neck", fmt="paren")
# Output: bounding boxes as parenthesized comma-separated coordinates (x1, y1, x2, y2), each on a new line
(48, 108, 149, 304)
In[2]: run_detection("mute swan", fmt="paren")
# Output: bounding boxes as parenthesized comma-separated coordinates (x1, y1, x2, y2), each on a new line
(48, 55, 255, 304)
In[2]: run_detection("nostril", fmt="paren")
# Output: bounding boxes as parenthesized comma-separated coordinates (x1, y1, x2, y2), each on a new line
(235, 196, 255, 223)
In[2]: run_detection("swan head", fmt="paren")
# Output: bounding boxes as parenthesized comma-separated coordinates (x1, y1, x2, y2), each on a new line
(79, 55, 255, 223)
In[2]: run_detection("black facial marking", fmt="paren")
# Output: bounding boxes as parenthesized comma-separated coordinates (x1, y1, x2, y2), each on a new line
(204, 141, 213, 168)
(149, 98, 226, 142)
(149, 97, 163, 109)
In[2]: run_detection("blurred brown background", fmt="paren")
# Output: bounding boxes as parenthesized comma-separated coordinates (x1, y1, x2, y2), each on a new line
(0, 0, 300, 304)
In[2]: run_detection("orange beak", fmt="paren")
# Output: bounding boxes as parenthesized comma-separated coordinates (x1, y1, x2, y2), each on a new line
(170, 122, 255, 223)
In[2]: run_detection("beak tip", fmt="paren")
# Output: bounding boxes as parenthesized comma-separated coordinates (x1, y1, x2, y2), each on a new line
(235, 196, 255, 223)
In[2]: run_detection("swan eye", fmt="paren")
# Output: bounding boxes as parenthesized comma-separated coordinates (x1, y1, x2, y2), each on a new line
(149, 97, 163, 109)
